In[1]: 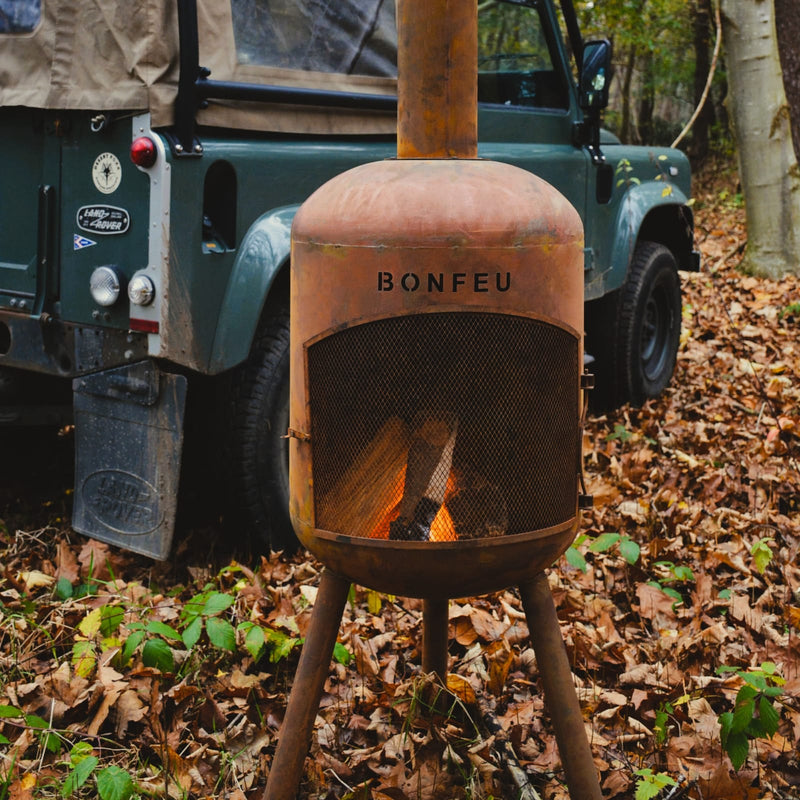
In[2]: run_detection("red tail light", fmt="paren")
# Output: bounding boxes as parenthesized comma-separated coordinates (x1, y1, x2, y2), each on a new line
(130, 137, 157, 168)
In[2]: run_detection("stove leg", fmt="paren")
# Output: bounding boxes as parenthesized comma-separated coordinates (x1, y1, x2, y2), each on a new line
(422, 598, 449, 679)
(519, 573, 603, 800)
(263, 569, 350, 800)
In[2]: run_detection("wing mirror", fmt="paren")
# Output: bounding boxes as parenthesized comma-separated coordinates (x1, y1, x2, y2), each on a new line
(579, 39, 612, 111)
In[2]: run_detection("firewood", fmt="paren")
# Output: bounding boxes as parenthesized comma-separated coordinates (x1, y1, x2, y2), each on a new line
(316, 416, 410, 539)
(389, 416, 458, 541)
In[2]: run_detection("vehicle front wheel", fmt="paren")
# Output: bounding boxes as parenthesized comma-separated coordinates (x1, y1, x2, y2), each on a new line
(222, 303, 296, 552)
(618, 241, 682, 406)
(585, 241, 681, 409)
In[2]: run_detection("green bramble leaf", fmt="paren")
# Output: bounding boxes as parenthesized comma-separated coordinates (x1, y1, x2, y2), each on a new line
(55, 577, 74, 600)
(62, 755, 98, 797)
(182, 615, 204, 649)
(96, 765, 134, 800)
(145, 620, 182, 641)
(202, 592, 235, 617)
(333, 642, 352, 666)
(725, 730, 750, 770)
(634, 768, 676, 800)
(120, 630, 145, 666)
(565, 545, 588, 572)
(142, 638, 174, 672)
(619, 536, 641, 565)
(239, 622, 266, 661)
(589, 532, 621, 553)
(206, 617, 236, 651)
(100, 605, 125, 638)
(758, 695, 780, 738)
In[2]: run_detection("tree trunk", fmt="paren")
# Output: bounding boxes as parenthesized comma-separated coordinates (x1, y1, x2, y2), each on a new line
(721, 0, 800, 277)
(637, 49, 655, 145)
(774, 0, 800, 159)
(689, 0, 714, 161)
(620, 46, 636, 143)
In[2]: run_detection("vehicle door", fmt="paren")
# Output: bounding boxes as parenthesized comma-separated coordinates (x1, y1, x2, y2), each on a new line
(0, 2, 56, 317)
(476, 0, 590, 232)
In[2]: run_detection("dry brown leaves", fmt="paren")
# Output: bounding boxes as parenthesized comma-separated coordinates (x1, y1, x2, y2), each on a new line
(1, 159, 799, 799)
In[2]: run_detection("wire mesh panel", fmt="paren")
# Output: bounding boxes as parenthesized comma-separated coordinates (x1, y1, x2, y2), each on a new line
(308, 312, 579, 541)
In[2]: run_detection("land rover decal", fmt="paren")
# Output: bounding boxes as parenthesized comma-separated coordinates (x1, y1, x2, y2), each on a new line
(77, 205, 130, 235)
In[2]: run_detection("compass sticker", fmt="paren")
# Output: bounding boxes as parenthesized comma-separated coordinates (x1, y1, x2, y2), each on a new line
(91, 152, 122, 194)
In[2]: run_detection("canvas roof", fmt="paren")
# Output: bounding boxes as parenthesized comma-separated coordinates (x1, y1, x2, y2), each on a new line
(0, 0, 398, 134)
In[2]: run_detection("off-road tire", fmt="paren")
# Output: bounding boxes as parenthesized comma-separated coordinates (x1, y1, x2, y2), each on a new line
(222, 305, 295, 552)
(586, 241, 681, 409)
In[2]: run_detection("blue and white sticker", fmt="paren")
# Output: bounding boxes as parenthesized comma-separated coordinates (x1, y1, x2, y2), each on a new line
(74, 234, 97, 250)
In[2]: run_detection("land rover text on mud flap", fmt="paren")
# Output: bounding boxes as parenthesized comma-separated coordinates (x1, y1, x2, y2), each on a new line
(0, 0, 698, 558)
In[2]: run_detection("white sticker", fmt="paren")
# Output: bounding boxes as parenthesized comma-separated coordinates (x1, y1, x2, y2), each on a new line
(92, 152, 122, 194)
(74, 234, 97, 250)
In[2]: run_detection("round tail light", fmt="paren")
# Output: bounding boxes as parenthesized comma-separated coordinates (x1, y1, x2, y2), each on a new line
(130, 136, 157, 168)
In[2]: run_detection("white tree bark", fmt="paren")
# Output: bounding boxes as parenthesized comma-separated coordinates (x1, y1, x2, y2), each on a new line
(721, 0, 800, 277)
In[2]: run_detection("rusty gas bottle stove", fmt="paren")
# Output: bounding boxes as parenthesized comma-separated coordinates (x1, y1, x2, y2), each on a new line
(263, 1, 602, 798)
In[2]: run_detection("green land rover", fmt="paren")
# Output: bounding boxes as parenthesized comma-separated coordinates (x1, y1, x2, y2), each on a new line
(0, 0, 697, 558)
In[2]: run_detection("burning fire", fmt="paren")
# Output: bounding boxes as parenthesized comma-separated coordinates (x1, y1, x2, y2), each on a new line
(369, 465, 457, 541)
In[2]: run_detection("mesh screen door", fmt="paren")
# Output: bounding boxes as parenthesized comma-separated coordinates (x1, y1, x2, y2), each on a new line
(308, 311, 579, 542)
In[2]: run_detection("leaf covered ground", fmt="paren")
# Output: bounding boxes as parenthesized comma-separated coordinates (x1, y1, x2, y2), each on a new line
(1, 159, 799, 800)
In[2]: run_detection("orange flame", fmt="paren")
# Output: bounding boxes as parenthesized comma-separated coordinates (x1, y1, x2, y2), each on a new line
(369, 466, 456, 541)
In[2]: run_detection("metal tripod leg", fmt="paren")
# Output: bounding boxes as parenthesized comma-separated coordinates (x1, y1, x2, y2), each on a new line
(519, 572, 603, 800)
(263, 569, 350, 800)
(422, 598, 449, 679)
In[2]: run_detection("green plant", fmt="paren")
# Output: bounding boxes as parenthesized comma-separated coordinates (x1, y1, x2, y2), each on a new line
(634, 768, 677, 799)
(605, 423, 634, 443)
(95, 764, 135, 800)
(61, 742, 99, 796)
(716, 662, 785, 770)
(181, 589, 237, 652)
(0, 704, 61, 755)
(120, 617, 182, 673)
(779, 302, 800, 320)
(654, 700, 674, 747)
(647, 560, 694, 605)
(565, 531, 641, 573)
(71, 604, 126, 678)
(750, 537, 774, 575)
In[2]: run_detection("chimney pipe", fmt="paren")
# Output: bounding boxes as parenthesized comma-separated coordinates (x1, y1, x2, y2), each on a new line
(396, 0, 478, 158)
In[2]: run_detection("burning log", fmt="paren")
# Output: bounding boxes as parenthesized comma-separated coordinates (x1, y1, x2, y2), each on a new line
(316, 416, 411, 539)
(389, 416, 458, 541)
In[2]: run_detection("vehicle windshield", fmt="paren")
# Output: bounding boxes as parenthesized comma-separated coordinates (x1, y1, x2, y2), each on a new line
(0, 0, 41, 33)
(478, 0, 568, 109)
(231, 0, 398, 77)
(230, 0, 566, 109)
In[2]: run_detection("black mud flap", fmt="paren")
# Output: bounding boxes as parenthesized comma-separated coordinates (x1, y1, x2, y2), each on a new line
(72, 361, 187, 560)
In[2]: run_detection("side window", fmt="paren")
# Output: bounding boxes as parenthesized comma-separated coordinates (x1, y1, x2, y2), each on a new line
(478, 0, 568, 109)
(230, 0, 397, 78)
(0, 0, 41, 33)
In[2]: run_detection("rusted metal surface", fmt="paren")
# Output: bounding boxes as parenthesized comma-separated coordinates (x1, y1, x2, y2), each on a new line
(397, 0, 477, 158)
(262, 569, 351, 800)
(520, 574, 603, 800)
(289, 158, 584, 597)
(422, 598, 450, 679)
(295, 521, 577, 599)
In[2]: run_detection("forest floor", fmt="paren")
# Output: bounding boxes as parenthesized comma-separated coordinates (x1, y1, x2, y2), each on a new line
(1, 156, 799, 800)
